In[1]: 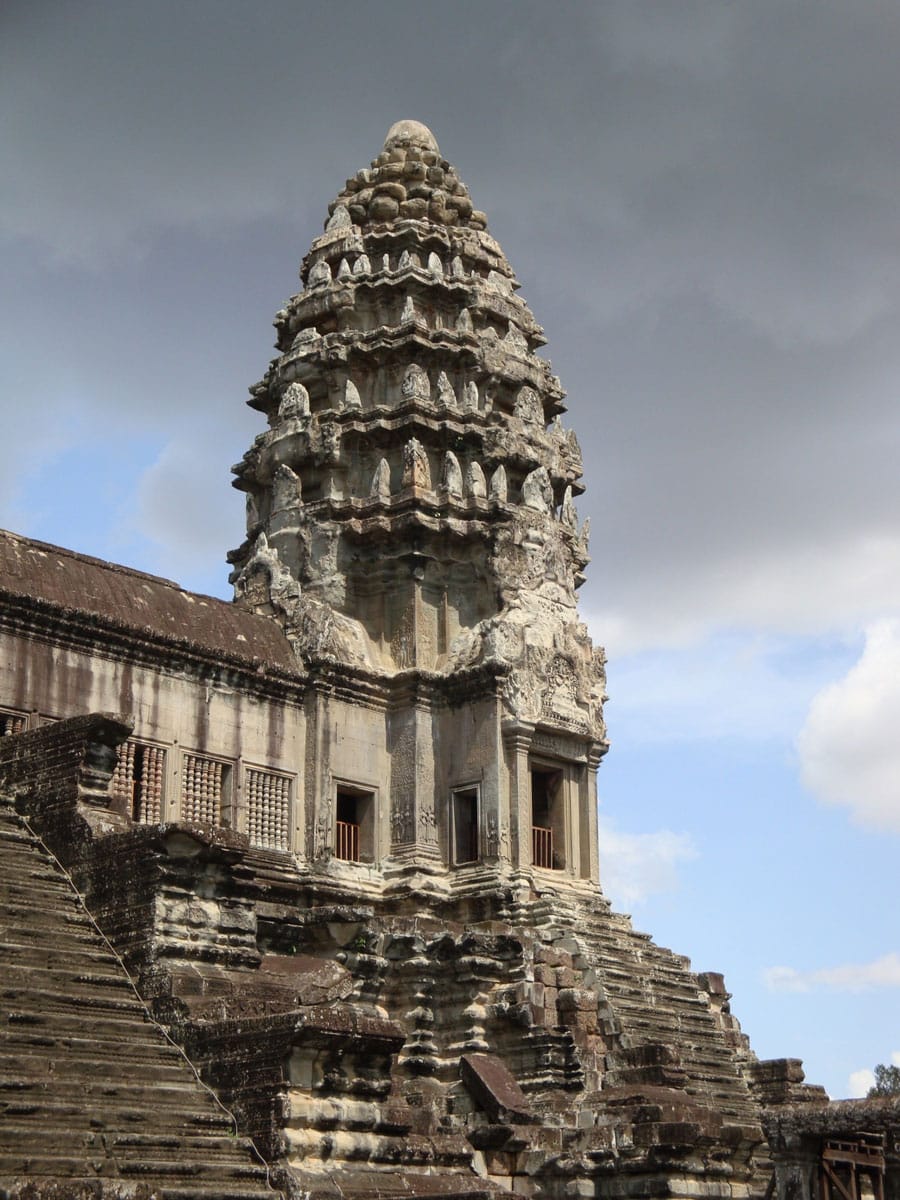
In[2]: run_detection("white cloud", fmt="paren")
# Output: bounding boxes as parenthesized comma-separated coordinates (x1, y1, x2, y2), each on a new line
(764, 952, 900, 994)
(797, 621, 900, 832)
(849, 1068, 875, 1098)
(598, 817, 697, 911)
(848, 1051, 900, 1098)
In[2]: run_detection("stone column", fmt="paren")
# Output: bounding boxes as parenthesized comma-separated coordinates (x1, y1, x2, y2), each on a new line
(502, 720, 535, 870)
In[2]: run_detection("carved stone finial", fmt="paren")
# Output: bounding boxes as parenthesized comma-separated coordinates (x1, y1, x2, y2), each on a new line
(504, 322, 529, 352)
(272, 464, 302, 513)
(462, 381, 479, 412)
(383, 119, 440, 154)
(560, 485, 577, 527)
(427, 251, 443, 277)
(403, 438, 431, 489)
(352, 253, 371, 275)
(336, 257, 353, 280)
(399, 249, 413, 270)
(451, 256, 465, 279)
(443, 451, 463, 497)
(456, 308, 473, 334)
(309, 258, 332, 287)
(466, 461, 487, 501)
(401, 295, 416, 323)
(371, 458, 391, 501)
(436, 371, 455, 408)
(326, 205, 352, 231)
(342, 379, 361, 410)
(278, 382, 310, 421)
(401, 364, 430, 403)
(489, 464, 508, 502)
(522, 465, 553, 513)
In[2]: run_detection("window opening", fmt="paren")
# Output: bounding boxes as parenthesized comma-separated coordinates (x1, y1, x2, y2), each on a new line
(110, 739, 166, 823)
(531, 766, 563, 870)
(451, 787, 479, 865)
(334, 785, 375, 863)
(0, 708, 27, 737)
(182, 753, 232, 826)
(246, 767, 292, 851)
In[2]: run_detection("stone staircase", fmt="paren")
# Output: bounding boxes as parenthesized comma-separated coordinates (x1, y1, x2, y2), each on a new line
(518, 896, 762, 1129)
(0, 794, 282, 1198)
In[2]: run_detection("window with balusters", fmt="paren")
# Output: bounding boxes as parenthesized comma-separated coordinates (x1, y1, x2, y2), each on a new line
(181, 753, 232, 825)
(110, 739, 166, 823)
(245, 767, 292, 851)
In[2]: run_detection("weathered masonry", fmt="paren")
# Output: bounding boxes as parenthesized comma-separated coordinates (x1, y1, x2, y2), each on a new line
(2, 120, 898, 1200)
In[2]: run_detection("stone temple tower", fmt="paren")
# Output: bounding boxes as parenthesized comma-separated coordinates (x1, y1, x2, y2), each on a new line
(228, 119, 608, 896)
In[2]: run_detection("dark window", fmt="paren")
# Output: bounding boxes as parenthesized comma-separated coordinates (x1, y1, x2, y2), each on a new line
(452, 788, 479, 865)
(531, 766, 563, 870)
(335, 786, 375, 863)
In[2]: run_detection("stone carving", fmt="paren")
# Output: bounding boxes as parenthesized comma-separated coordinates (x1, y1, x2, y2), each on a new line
(427, 251, 443, 276)
(401, 295, 416, 322)
(522, 465, 553, 512)
(352, 253, 371, 275)
(451, 255, 465, 278)
(513, 386, 543, 425)
(466, 461, 487, 500)
(278, 382, 310, 422)
(336, 257, 352, 279)
(436, 371, 455, 408)
(403, 438, 431, 489)
(371, 458, 391, 500)
(462, 380, 479, 412)
(418, 808, 437, 844)
(391, 800, 413, 844)
(271, 464, 302, 513)
(442, 451, 463, 497)
(326, 204, 351, 231)
(344, 378, 362, 409)
(308, 258, 332, 287)
(561, 484, 577, 527)
(401, 364, 430, 403)
(456, 308, 473, 334)
(504, 322, 529, 353)
(489, 464, 508, 501)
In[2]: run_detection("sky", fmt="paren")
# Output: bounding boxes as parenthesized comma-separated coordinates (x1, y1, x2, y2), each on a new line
(2, 0, 898, 1100)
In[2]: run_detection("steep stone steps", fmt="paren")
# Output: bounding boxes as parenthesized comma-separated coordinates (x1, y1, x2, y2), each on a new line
(523, 900, 760, 1126)
(0, 794, 281, 1197)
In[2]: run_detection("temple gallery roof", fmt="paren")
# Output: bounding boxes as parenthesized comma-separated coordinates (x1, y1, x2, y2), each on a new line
(0, 528, 298, 674)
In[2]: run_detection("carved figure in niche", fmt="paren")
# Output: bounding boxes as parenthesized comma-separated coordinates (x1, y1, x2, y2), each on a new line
(466, 461, 487, 500)
(436, 371, 455, 408)
(401, 363, 430, 403)
(403, 438, 431, 489)
(462, 380, 479, 411)
(326, 205, 351, 231)
(278, 382, 310, 422)
(344, 378, 362, 409)
(401, 295, 416, 323)
(371, 458, 391, 500)
(272, 464, 302, 514)
(456, 308, 473, 334)
(543, 654, 580, 720)
(442, 451, 463, 497)
(489, 464, 508, 501)
(560, 485, 577, 527)
(451, 255, 465, 278)
(427, 251, 443, 276)
(513, 386, 544, 425)
(522, 465, 553, 513)
(391, 802, 413, 844)
(308, 258, 332, 287)
(418, 808, 437, 844)
(233, 531, 299, 613)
